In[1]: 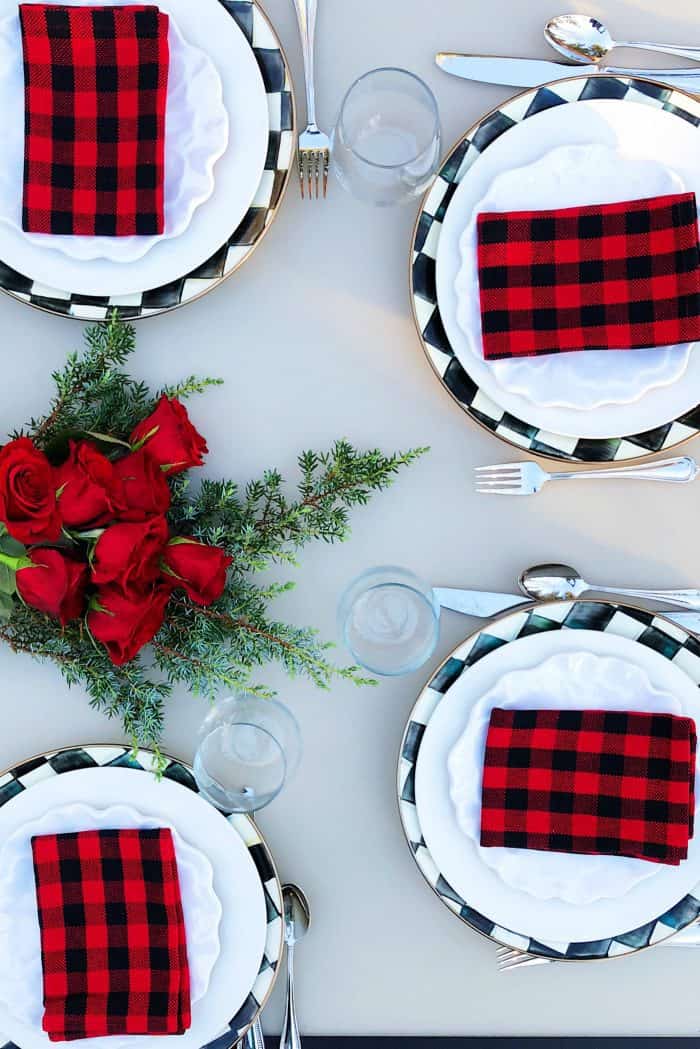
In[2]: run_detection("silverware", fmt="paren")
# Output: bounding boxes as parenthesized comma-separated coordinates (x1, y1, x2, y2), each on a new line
(521, 562, 700, 612)
(498, 919, 700, 971)
(475, 456, 698, 495)
(291, 0, 330, 198)
(435, 53, 700, 93)
(251, 1020, 266, 1049)
(545, 14, 700, 66)
(280, 883, 310, 1049)
(433, 586, 700, 632)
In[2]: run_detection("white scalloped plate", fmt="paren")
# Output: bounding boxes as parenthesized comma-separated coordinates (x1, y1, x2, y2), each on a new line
(0, 803, 222, 1047)
(453, 144, 692, 411)
(447, 651, 686, 905)
(0, 8, 229, 263)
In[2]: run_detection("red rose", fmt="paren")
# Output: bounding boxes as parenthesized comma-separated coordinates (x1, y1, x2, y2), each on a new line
(16, 548, 88, 625)
(88, 583, 171, 666)
(162, 537, 231, 606)
(130, 396, 207, 474)
(0, 438, 62, 544)
(112, 448, 170, 522)
(92, 516, 169, 593)
(55, 441, 122, 529)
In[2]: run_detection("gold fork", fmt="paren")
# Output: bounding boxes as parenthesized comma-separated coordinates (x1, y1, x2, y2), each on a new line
(291, 0, 330, 198)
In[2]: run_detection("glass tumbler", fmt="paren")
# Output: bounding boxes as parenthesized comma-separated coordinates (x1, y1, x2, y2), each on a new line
(331, 67, 441, 206)
(338, 566, 440, 676)
(194, 695, 302, 813)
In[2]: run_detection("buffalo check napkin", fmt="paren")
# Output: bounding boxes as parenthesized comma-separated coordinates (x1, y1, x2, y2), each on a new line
(32, 828, 191, 1041)
(19, 4, 169, 236)
(480, 708, 697, 865)
(476, 192, 700, 360)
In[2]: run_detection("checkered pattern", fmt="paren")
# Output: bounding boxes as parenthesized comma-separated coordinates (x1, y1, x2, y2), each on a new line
(411, 75, 700, 463)
(480, 708, 697, 865)
(32, 828, 191, 1041)
(19, 4, 169, 237)
(476, 193, 700, 360)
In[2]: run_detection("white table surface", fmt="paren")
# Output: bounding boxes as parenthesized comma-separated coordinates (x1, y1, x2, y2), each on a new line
(1, 0, 700, 1037)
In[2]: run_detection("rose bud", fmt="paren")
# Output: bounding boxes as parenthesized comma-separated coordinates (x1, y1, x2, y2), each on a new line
(0, 438, 62, 545)
(16, 548, 88, 626)
(130, 396, 208, 474)
(54, 440, 122, 529)
(113, 448, 170, 522)
(162, 537, 231, 606)
(88, 582, 171, 666)
(91, 516, 169, 593)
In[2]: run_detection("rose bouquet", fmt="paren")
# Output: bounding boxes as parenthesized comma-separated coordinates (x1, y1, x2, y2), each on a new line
(3, 396, 231, 664)
(0, 317, 424, 764)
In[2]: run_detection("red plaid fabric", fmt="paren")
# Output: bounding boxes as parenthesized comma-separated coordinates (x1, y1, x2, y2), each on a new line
(20, 4, 169, 236)
(476, 192, 700, 360)
(480, 709, 697, 865)
(32, 828, 191, 1041)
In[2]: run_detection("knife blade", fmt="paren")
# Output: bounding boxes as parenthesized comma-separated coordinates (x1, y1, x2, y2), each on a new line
(434, 586, 700, 633)
(435, 53, 700, 94)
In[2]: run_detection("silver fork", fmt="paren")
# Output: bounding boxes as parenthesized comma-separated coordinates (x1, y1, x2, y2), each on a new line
(291, 0, 330, 198)
(475, 456, 698, 495)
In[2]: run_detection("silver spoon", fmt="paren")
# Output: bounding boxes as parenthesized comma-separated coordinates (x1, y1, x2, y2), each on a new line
(545, 14, 700, 66)
(519, 562, 700, 612)
(279, 884, 310, 1049)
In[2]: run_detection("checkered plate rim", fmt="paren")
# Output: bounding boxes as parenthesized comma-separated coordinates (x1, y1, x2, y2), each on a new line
(397, 598, 700, 960)
(410, 74, 700, 464)
(0, 0, 295, 321)
(0, 743, 283, 1049)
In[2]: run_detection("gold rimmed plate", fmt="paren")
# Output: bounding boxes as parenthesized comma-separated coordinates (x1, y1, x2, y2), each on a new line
(410, 74, 700, 464)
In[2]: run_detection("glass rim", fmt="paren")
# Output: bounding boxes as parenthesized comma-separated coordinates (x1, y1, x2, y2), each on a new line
(336, 66, 440, 170)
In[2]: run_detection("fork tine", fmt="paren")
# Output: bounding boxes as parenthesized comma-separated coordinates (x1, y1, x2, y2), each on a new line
(476, 488, 527, 496)
(474, 464, 520, 474)
(476, 481, 523, 489)
(323, 152, 329, 198)
(475, 472, 521, 480)
(298, 150, 305, 199)
(314, 150, 321, 199)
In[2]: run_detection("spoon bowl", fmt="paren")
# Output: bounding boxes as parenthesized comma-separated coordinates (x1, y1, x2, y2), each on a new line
(545, 15, 613, 64)
(519, 563, 587, 601)
(545, 13, 700, 67)
(283, 883, 311, 948)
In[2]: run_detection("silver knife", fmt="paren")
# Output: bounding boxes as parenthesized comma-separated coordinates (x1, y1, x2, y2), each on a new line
(436, 53, 700, 94)
(434, 587, 700, 632)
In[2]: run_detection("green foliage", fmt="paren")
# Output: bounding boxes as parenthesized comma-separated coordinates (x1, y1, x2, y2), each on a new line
(1, 315, 427, 755)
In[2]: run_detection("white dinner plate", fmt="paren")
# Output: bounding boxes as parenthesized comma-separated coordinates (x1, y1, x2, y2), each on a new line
(435, 97, 700, 440)
(416, 628, 700, 945)
(398, 600, 700, 958)
(0, 764, 267, 1049)
(0, 0, 268, 296)
(445, 650, 687, 906)
(453, 144, 692, 411)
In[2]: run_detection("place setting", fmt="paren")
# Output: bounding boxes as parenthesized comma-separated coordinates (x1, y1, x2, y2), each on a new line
(0, 0, 294, 319)
(410, 11, 700, 467)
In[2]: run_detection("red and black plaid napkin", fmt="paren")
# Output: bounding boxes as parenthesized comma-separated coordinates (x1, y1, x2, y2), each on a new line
(480, 708, 697, 865)
(476, 192, 700, 360)
(19, 4, 169, 237)
(32, 828, 191, 1041)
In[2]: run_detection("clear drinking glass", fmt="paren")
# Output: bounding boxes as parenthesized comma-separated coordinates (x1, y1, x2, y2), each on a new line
(338, 566, 440, 676)
(193, 695, 302, 813)
(331, 67, 441, 206)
